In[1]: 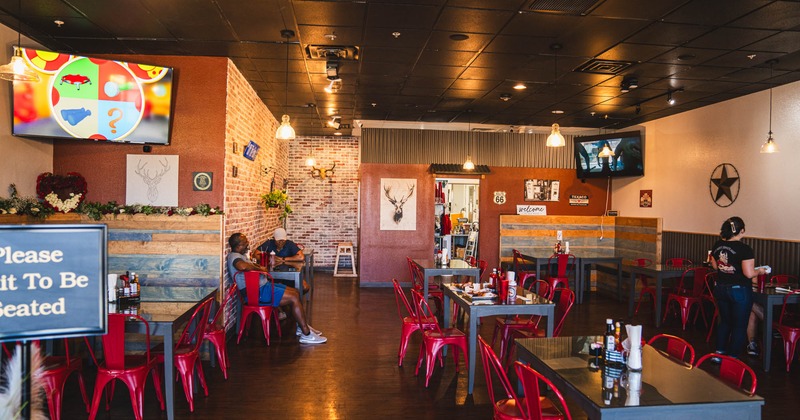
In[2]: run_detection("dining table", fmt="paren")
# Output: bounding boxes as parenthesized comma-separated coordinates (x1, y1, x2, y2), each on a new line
(516, 335, 764, 419)
(442, 284, 554, 394)
(412, 258, 480, 301)
(117, 287, 219, 420)
(575, 256, 623, 304)
(625, 264, 688, 327)
(754, 285, 800, 372)
(269, 262, 308, 302)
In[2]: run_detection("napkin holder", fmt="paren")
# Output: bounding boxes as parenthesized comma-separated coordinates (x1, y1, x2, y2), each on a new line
(626, 324, 643, 372)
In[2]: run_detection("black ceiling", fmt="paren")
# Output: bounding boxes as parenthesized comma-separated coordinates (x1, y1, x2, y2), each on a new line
(3, 0, 800, 136)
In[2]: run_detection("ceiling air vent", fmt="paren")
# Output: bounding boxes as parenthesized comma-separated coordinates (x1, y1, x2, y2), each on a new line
(305, 45, 360, 61)
(575, 59, 634, 75)
(527, 0, 602, 15)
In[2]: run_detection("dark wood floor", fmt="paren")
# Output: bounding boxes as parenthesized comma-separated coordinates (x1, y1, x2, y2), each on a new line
(57, 273, 800, 419)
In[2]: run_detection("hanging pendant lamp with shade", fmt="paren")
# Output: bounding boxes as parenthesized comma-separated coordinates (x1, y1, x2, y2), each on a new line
(0, 0, 39, 82)
(546, 43, 565, 147)
(463, 110, 475, 170)
(760, 59, 779, 154)
(275, 29, 296, 140)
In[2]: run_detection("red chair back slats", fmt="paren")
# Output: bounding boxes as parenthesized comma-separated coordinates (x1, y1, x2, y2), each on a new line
(695, 353, 757, 396)
(771, 274, 799, 285)
(647, 333, 695, 365)
(479, 336, 524, 419)
(514, 361, 571, 420)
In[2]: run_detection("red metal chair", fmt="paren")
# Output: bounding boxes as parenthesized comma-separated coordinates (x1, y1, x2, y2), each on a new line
(545, 253, 576, 291)
(513, 249, 538, 289)
(695, 353, 757, 396)
(236, 270, 283, 345)
(662, 267, 709, 330)
(479, 336, 525, 419)
(666, 258, 693, 268)
(647, 333, 695, 365)
(410, 289, 468, 387)
(506, 289, 576, 365)
(392, 278, 436, 367)
(514, 361, 572, 420)
(408, 257, 444, 314)
(491, 280, 551, 360)
(773, 290, 800, 372)
(632, 258, 658, 315)
(203, 284, 239, 379)
(770, 274, 799, 285)
(37, 339, 90, 420)
(699, 272, 719, 342)
(154, 297, 213, 412)
(85, 313, 165, 420)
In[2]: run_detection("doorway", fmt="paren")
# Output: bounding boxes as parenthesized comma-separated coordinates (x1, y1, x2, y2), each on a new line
(434, 178, 480, 260)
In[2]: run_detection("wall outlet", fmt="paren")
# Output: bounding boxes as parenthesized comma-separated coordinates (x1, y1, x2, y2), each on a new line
(557, 230, 563, 241)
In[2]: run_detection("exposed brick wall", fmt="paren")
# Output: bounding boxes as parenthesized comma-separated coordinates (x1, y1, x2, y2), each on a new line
(222, 60, 287, 281)
(286, 136, 359, 269)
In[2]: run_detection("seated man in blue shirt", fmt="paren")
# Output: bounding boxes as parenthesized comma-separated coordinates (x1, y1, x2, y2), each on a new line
(227, 232, 325, 344)
(252, 227, 304, 265)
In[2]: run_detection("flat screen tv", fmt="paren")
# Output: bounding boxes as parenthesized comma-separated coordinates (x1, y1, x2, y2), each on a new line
(574, 131, 644, 179)
(11, 47, 174, 144)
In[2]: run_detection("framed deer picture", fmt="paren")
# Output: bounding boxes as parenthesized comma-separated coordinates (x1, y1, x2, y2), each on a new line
(380, 178, 417, 231)
(125, 154, 179, 206)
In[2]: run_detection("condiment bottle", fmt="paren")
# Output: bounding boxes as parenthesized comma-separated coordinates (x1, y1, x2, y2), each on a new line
(614, 322, 622, 351)
(269, 251, 276, 269)
(507, 275, 517, 303)
(489, 268, 498, 289)
(604, 319, 615, 353)
(130, 273, 140, 298)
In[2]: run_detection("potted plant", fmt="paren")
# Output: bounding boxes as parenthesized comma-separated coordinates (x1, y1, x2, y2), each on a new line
(261, 190, 292, 220)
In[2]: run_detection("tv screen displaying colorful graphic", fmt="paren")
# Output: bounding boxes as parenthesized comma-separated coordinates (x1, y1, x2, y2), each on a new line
(12, 48, 174, 145)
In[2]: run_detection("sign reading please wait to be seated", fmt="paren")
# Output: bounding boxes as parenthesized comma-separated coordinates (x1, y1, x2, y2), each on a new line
(0, 224, 107, 341)
(516, 205, 547, 215)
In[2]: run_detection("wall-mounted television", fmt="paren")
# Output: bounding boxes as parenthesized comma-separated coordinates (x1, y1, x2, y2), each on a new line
(574, 131, 644, 179)
(11, 47, 174, 145)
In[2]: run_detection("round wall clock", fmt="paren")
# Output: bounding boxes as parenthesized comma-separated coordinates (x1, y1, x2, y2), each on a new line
(193, 172, 213, 191)
(709, 163, 740, 207)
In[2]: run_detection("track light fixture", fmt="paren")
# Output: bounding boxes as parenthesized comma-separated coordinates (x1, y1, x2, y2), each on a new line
(326, 60, 339, 81)
(620, 77, 638, 93)
(327, 115, 341, 130)
(667, 90, 677, 105)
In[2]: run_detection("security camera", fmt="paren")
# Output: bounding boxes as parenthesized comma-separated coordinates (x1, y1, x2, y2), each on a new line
(326, 61, 339, 81)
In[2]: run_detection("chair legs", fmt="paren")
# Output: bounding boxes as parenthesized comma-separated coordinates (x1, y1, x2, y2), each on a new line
(398, 322, 420, 366)
(205, 329, 230, 379)
(777, 327, 800, 372)
(663, 298, 705, 330)
(415, 339, 467, 387)
(634, 288, 656, 315)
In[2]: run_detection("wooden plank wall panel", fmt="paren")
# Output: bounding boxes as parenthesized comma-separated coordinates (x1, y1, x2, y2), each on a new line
(499, 215, 618, 264)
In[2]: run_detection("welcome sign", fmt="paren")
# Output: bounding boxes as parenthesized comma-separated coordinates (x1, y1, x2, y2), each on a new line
(0, 225, 107, 341)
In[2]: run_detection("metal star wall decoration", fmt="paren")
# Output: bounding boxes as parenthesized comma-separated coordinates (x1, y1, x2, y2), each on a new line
(709, 163, 740, 207)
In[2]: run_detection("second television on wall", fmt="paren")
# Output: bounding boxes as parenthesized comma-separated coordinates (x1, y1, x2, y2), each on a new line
(574, 131, 644, 179)
(11, 47, 175, 145)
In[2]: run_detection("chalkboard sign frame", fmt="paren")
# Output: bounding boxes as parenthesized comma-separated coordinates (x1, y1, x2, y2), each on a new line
(0, 224, 108, 342)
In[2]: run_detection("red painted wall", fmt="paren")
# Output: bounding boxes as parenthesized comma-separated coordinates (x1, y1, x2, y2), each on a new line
(359, 164, 609, 284)
(52, 55, 227, 208)
(359, 164, 434, 285)
(478, 167, 609, 269)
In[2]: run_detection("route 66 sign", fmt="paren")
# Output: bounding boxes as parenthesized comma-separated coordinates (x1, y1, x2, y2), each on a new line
(493, 191, 507, 205)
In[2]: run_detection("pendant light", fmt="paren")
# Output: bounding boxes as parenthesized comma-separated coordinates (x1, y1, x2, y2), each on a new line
(463, 110, 475, 170)
(0, 0, 39, 82)
(275, 29, 296, 140)
(546, 43, 565, 147)
(598, 143, 615, 158)
(760, 59, 779, 154)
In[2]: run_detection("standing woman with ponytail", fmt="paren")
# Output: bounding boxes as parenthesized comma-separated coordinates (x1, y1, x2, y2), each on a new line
(710, 217, 768, 359)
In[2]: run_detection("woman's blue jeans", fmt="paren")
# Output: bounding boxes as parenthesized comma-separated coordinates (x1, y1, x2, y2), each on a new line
(713, 283, 753, 357)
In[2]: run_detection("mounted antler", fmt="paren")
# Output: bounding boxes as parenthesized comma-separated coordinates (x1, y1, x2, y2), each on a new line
(134, 158, 170, 202)
(311, 162, 336, 179)
(384, 183, 415, 223)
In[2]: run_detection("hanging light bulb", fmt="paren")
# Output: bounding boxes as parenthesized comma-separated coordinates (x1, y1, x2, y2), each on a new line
(546, 123, 566, 147)
(546, 43, 565, 147)
(463, 155, 475, 170)
(305, 156, 316, 166)
(760, 59, 779, 154)
(275, 29, 296, 140)
(598, 143, 615, 158)
(0, 0, 40, 83)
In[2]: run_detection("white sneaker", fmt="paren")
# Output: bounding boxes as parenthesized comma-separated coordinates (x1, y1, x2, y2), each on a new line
(299, 330, 327, 344)
(296, 325, 323, 336)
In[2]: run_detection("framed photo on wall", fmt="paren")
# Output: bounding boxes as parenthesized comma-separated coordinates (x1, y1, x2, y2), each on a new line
(380, 178, 417, 230)
(524, 179, 560, 202)
(640, 190, 653, 208)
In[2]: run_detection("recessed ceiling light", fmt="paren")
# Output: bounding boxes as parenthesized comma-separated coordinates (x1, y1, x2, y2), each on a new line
(54, 20, 65, 27)
(513, 83, 527, 90)
(500, 93, 512, 101)
(392, 32, 401, 39)
(334, 132, 343, 136)
(747, 54, 757, 60)
(552, 110, 564, 114)
(449, 34, 469, 41)
(324, 33, 337, 41)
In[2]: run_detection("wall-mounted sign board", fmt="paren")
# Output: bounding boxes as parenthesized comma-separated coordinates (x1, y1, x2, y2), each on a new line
(0, 224, 107, 341)
(516, 205, 547, 215)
